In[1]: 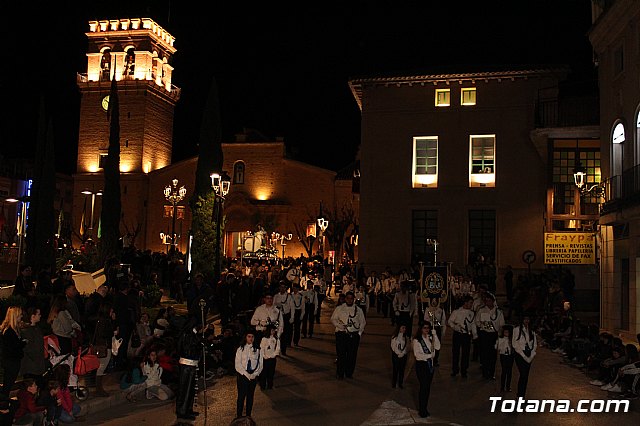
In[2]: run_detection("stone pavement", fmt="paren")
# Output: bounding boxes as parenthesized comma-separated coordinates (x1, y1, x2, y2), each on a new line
(79, 298, 640, 425)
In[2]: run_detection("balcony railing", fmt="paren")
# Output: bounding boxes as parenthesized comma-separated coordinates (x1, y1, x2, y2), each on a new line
(76, 73, 181, 100)
(535, 96, 599, 128)
(600, 166, 640, 214)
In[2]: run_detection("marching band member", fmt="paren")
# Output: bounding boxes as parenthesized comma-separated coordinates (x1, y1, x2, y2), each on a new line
(274, 282, 294, 356)
(331, 292, 366, 379)
(424, 298, 446, 366)
(259, 325, 280, 390)
(512, 315, 537, 398)
(235, 330, 263, 418)
(495, 326, 514, 392)
(175, 319, 203, 421)
(448, 295, 475, 378)
(366, 271, 381, 311)
(250, 293, 284, 342)
(290, 285, 306, 347)
(302, 282, 318, 338)
(315, 274, 327, 324)
(376, 272, 391, 318)
(341, 277, 353, 295)
(393, 283, 415, 337)
(390, 324, 409, 388)
(474, 292, 504, 379)
(355, 285, 369, 318)
(471, 284, 488, 362)
(412, 321, 440, 418)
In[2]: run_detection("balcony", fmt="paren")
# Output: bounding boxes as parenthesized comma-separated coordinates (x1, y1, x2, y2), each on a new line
(535, 96, 600, 128)
(76, 73, 181, 101)
(600, 166, 640, 215)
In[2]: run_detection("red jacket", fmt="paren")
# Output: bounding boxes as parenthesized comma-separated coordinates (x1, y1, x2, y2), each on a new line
(14, 389, 45, 419)
(59, 386, 73, 414)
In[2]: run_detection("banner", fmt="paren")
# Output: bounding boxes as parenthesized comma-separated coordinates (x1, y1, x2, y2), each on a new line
(421, 265, 448, 302)
(544, 232, 596, 265)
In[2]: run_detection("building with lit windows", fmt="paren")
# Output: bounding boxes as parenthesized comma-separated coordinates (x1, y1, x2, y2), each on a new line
(350, 68, 600, 301)
(72, 19, 358, 260)
(590, 0, 640, 340)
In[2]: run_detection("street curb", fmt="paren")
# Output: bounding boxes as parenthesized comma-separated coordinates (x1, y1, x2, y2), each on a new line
(78, 389, 127, 416)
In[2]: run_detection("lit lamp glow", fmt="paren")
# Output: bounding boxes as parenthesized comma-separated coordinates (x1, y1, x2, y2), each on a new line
(211, 171, 232, 282)
(164, 178, 187, 251)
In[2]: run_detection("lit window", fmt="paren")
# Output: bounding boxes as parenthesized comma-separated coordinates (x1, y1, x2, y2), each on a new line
(612, 122, 625, 144)
(412, 137, 438, 188)
(435, 89, 450, 107)
(461, 88, 476, 106)
(469, 135, 495, 187)
(98, 153, 108, 169)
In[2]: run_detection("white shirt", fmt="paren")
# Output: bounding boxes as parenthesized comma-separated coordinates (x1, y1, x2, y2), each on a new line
(274, 292, 293, 315)
(331, 303, 366, 335)
(354, 290, 368, 313)
(473, 305, 505, 339)
(412, 333, 441, 361)
(142, 362, 163, 387)
(495, 336, 513, 356)
(260, 336, 280, 359)
(302, 289, 318, 314)
(512, 326, 537, 363)
(424, 306, 447, 335)
(448, 307, 476, 335)
(366, 276, 380, 291)
(391, 334, 409, 358)
(250, 304, 284, 336)
(291, 292, 306, 317)
(235, 344, 263, 380)
(342, 283, 353, 294)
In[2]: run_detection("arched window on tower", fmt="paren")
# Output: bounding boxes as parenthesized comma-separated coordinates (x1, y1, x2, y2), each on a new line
(233, 161, 245, 184)
(100, 48, 111, 80)
(636, 106, 640, 166)
(124, 47, 135, 77)
(612, 121, 625, 177)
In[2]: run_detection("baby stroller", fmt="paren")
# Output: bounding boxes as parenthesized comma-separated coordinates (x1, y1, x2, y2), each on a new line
(44, 335, 97, 401)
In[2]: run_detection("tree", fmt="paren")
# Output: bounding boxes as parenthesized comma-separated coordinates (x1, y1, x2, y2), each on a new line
(26, 97, 56, 270)
(324, 202, 357, 262)
(190, 76, 223, 279)
(100, 76, 122, 264)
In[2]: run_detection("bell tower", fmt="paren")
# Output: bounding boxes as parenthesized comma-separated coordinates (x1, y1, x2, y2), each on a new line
(76, 18, 180, 174)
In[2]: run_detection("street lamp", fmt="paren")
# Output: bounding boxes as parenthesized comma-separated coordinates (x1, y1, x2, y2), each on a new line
(5, 196, 29, 276)
(81, 188, 103, 239)
(279, 233, 293, 259)
(573, 161, 604, 197)
(427, 238, 439, 264)
(317, 217, 328, 258)
(164, 178, 187, 252)
(211, 171, 231, 282)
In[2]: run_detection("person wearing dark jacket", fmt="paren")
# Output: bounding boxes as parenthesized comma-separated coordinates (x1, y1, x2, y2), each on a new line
(13, 379, 45, 425)
(12, 266, 33, 298)
(113, 280, 135, 365)
(19, 307, 46, 387)
(1, 307, 26, 397)
(175, 319, 203, 421)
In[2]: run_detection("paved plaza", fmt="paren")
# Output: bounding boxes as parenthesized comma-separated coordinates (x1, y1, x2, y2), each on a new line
(85, 300, 640, 426)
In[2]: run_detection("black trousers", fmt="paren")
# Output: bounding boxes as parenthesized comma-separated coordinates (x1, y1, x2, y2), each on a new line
(500, 354, 514, 391)
(377, 294, 389, 317)
(335, 332, 360, 378)
(1, 358, 20, 397)
(515, 354, 532, 398)
(259, 358, 277, 389)
(415, 360, 434, 417)
(281, 313, 292, 354)
(452, 331, 471, 375)
(236, 374, 258, 418)
(302, 303, 315, 337)
(316, 295, 325, 323)
(479, 331, 498, 379)
(391, 352, 407, 387)
(472, 336, 480, 362)
(176, 364, 197, 418)
(397, 312, 412, 337)
(292, 309, 303, 345)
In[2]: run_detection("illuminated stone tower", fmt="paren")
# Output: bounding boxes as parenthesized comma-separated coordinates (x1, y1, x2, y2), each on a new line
(73, 18, 180, 246)
(76, 18, 180, 174)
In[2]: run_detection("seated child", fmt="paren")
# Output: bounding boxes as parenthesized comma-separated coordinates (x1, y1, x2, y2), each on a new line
(14, 379, 45, 426)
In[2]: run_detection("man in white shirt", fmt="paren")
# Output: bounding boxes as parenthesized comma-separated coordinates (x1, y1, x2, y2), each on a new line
(250, 293, 284, 341)
(474, 292, 504, 379)
(366, 271, 381, 312)
(448, 295, 475, 377)
(376, 272, 391, 318)
(302, 282, 318, 338)
(331, 291, 366, 379)
(273, 283, 294, 355)
(393, 283, 416, 337)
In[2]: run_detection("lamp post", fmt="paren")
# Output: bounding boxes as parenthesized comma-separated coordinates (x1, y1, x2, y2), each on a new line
(573, 161, 605, 199)
(426, 238, 439, 264)
(164, 178, 187, 252)
(279, 233, 293, 260)
(80, 188, 102, 239)
(211, 171, 231, 282)
(5, 196, 29, 276)
(317, 217, 328, 259)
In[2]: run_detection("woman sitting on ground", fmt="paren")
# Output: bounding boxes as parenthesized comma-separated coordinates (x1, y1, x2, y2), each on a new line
(120, 357, 147, 402)
(142, 349, 174, 400)
(53, 364, 83, 423)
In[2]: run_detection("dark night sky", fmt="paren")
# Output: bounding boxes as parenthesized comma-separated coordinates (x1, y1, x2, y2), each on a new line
(1, 1, 595, 175)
